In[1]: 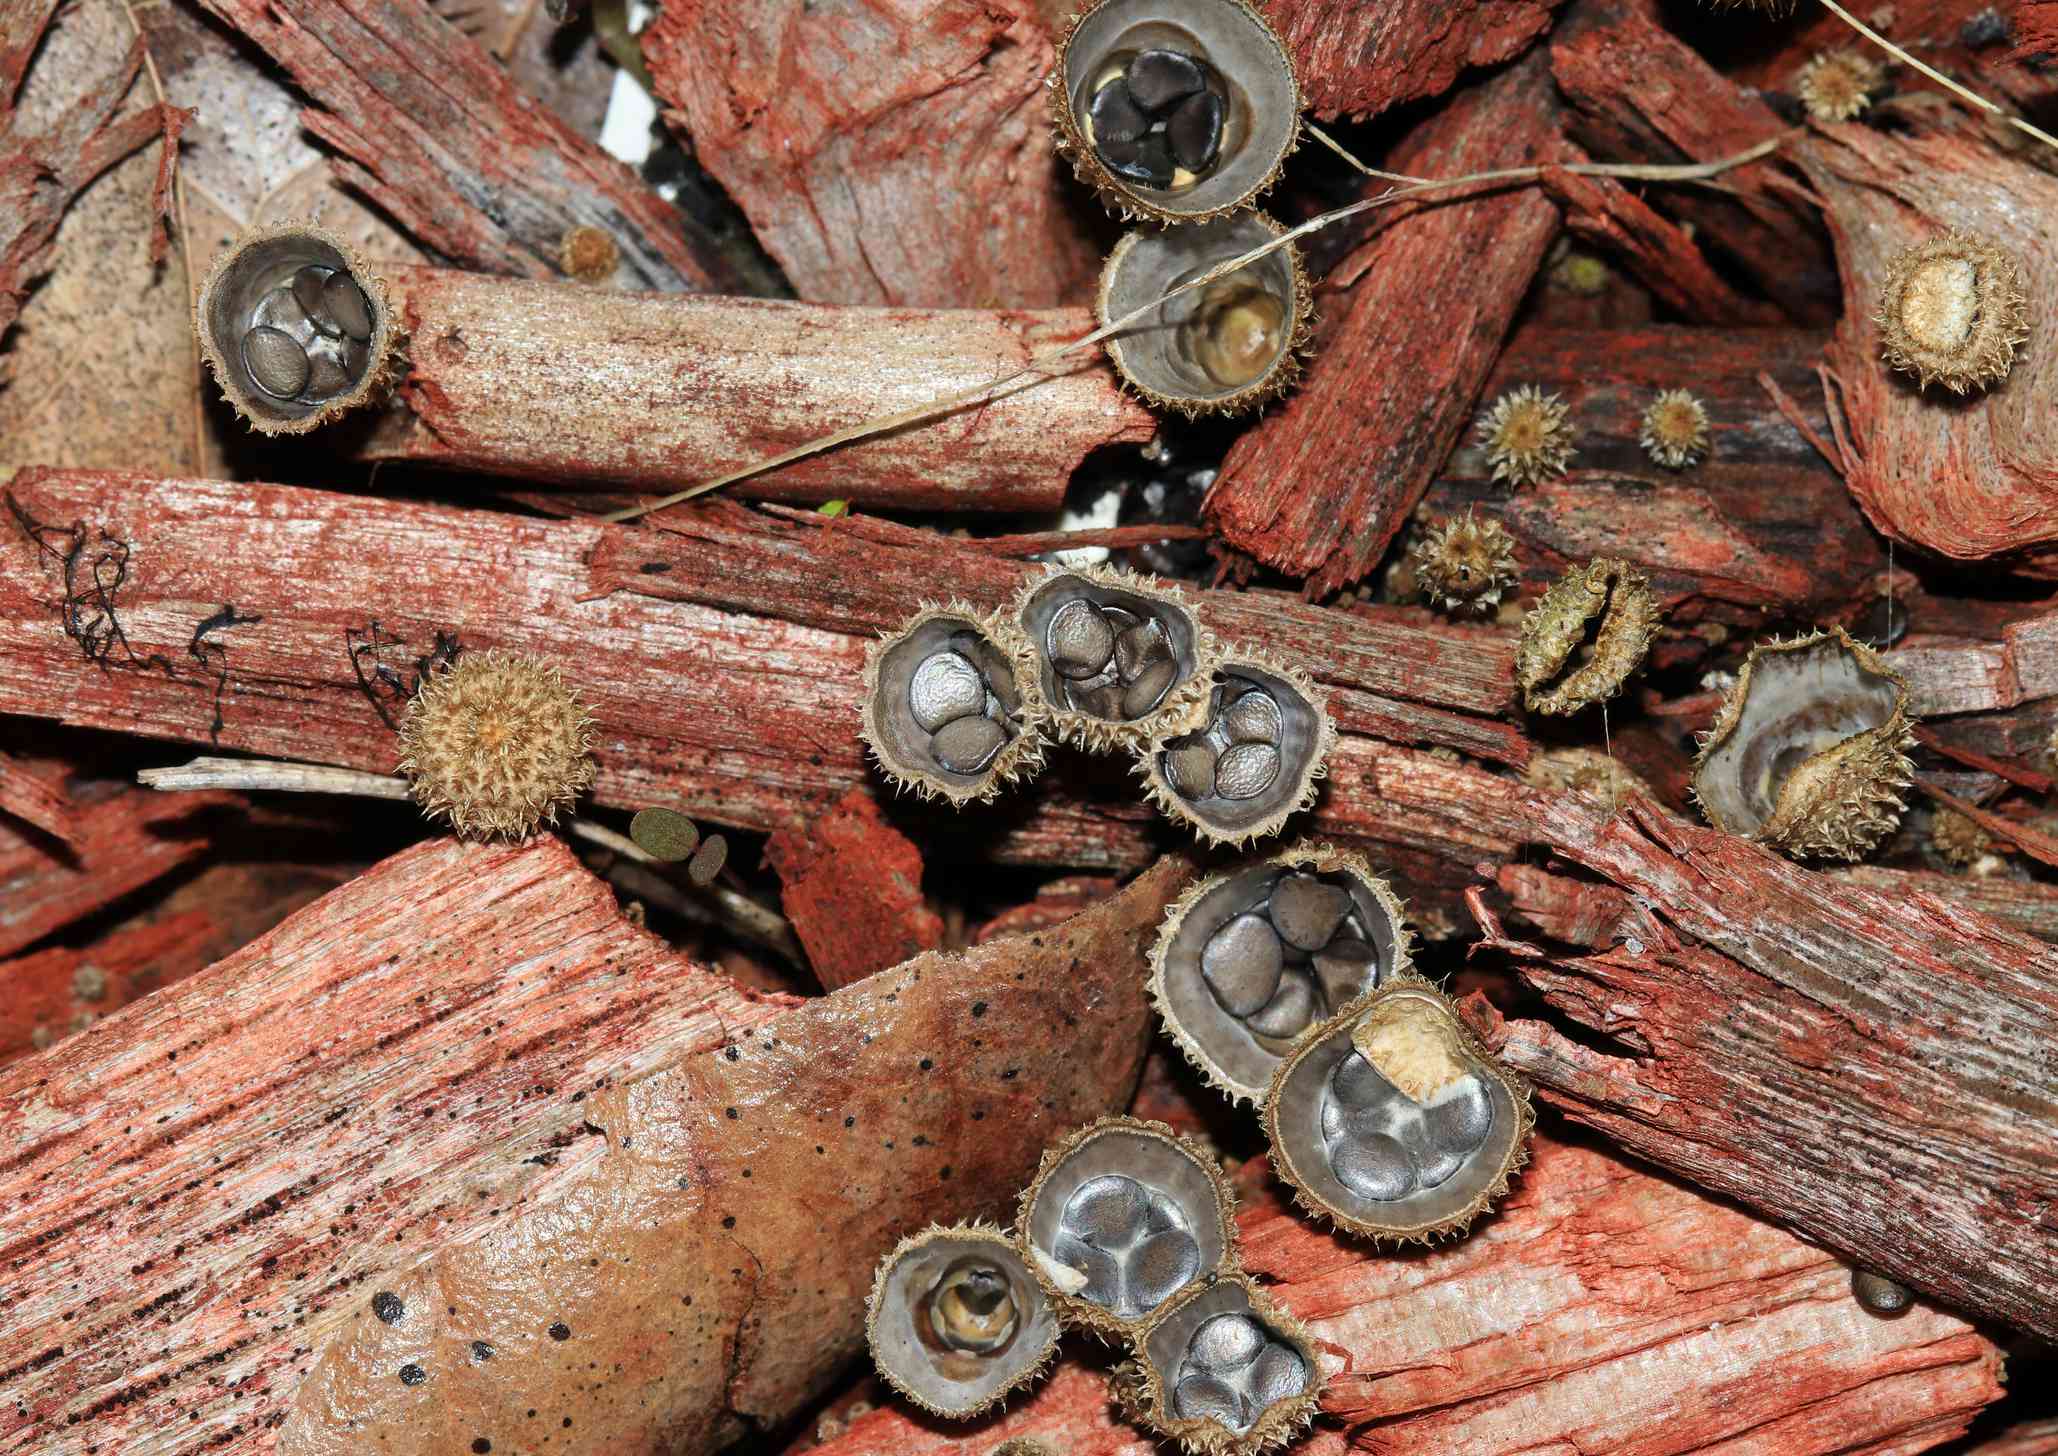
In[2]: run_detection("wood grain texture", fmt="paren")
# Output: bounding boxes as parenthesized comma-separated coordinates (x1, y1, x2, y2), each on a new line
(1202, 50, 1566, 597)
(193, 0, 737, 291)
(270, 856, 1188, 1456)
(766, 786, 943, 989)
(1888, 616, 2058, 717)
(642, 0, 1098, 307)
(1261, 0, 1567, 121)
(1797, 123, 2058, 569)
(808, 1134, 2002, 1456)
(1479, 793, 2058, 1340)
(0, 470, 1527, 882)
(0, 748, 75, 845)
(357, 267, 1153, 511)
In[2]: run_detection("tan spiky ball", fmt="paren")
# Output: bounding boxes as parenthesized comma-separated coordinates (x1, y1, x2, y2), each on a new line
(397, 649, 596, 839)
(1478, 385, 1575, 487)
(1410, 508, 1519, 614)
(1639, 389, 1711, 470)
(1930, 806, 1994, 868)
(1876, 231, 2029, 394)
(1797, 49, 1883, 121)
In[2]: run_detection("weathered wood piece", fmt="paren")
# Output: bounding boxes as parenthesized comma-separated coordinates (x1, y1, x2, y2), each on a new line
(0, 748, 74, 844)
(1888, 616, 2058, 717)
(0, 471, 1527, 881)
(0, 908, 215, 1063)
(1416, 323, 1885, 625)
(0, 785, 230, 959)
(194, 0, 738, 291)
(1203, 51, 1566, 597)
(1797, 123, 2058, 570)
(642, 0, 1096, 307)
(1478, 792, 2058, 1341)
(1261, 0, 1567, 120)
(766, 786, 942, 989)
(1, 837, 1182, 1455)
(809, 1134, 2002, 1456)
(1551, 0, 1834, 323)
(357, 267, 1152, 511)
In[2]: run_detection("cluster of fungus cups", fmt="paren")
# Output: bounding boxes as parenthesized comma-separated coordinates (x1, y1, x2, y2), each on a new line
(196, 224, 396, 435)
(1141, 654, 1333, 846)
(861, 605, 1047, 804)
(1691, 626, 1916, 861)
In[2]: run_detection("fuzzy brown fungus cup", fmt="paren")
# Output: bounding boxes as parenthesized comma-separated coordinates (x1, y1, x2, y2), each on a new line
(1514, 557, 1660, 716)
(1691, 626, 1915, 861)
(196, 224, 396, 435)
(866, 1224, 1060, 1418)
(397, 649, 595, 840)
(1114, 1274, 1320, 1456)
(862, 604, 1048, 805)
(1139, 653, 1332, 846)
(1013, 565, 1215, 752)
(1151, 844, 1411, 1104)
(1263, 981, 1533, 1242)
(1052, 0, 1298, 224)
(1411, 508, 1519, 615)
(1016, 1116, 1236, 1340)
(1099, 213, 1311, 415)
(1875, 230, 2029, 394)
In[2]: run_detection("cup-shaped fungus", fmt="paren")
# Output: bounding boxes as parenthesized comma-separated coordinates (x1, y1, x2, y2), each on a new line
(196, 224, 396, 434)
(1139, 653, 1332, 846)
(1514, 557, 1660, 716)
(1013, 566, 1216, 751)
(1151, 845, 1411, 1103)
(1410, 508, 1519, 615)
(397, 649, 595, 839)
(866, 1224, 1060, 1417)
(1099, 214, 1311, 415)
(1016, 1117, 1235, 1339)
(1691, 626, 1915, 861)
(1114, 1274, 1320, 1456)
(862, 605, 1048, 804)
(1876, 230, 2028, 394)
(1052, 0, 1299, 224)
(1264, 981, 1533, 1242)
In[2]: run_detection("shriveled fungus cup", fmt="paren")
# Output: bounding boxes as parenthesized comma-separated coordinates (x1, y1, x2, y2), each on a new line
(1015, 1116, 1235, 1340)
(1052, 0, 1299, 223)
(866, 1224, 1060, 1417)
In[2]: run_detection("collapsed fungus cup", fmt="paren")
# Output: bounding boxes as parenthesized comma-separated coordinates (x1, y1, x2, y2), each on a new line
(1113, 1274, 1320, 1456)
(1013, 565, 1216, 751)
(1015, 1116, 1236, 1340)
(1514, 557, 1661, 716)
(196, 223, 396, 434)
(861, 604, 1048, 804)
(1099, 213, 1311, 415)
(866, 1224, 1060, 1417)
(1137, 651, 1332, 846)
(1150, 844, 1412, 1103)
(1263, 980, 1533, 1242)
(1051, 0, 1299, 223)
(1691, 626, 1916, 861)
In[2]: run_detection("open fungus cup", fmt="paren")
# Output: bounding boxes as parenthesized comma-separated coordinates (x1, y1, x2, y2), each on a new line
(196, 223, 396, 435)
(1264, 980, 1533, 1243)
(1691, 626, 1915, 862)
(1116, 1274, 1321, 1456)
(861, 604, 1048, 805)
(866, 1224, 1060, 1418)
(1015, 1116, 1236, 1340)
(1051, 0, 1300, 224)
(1013, 565, 1217, 752)
(1138, 651, 1332, 846)
(1150, 843, 1410, 1103)
(1100, 213, 1311, 416)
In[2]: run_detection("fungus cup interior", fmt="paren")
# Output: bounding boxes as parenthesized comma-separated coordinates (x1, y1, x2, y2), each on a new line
(202, 231, 382, 424)
(1065, 0, 1294, 215)
(1140, 1279, 1312, 1437)
(1697, 636, 1904, 835)
(1155, 663, 1322, 835)
(1103, 215, 1300, 407)
(1269, 987, 1521, 1237)
(871, 614, 1024, 786)
(873, 1233, 1056, 1414)
(1022, 1125, 1227, 1323)
(1159, 856, 1400, 1099)
(1019, 574, 1202, 726)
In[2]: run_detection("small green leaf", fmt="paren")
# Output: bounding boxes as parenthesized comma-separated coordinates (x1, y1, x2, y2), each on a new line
(817, 499, 850, 518)
(630, 806, 700, 862)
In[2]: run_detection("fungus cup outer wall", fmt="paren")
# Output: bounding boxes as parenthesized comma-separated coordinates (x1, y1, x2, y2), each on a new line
(1111, 1273, 1323, 1456)
(395, 648, 596, 840)
(863, 1222, 1061, 1419)
(1260, 975, 1535, 1245)
(1874, 230, 2029, 394)
(194, 221, 400, 437)
(1148, 841, 1414, 1105)
(1011, 1114, 1239, 1343)
(1133, 649, 1335, 849)
(1410, 508, 1520, 614)
(1514, 557, 1660, 716)
(859, 602, 1051, 806)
